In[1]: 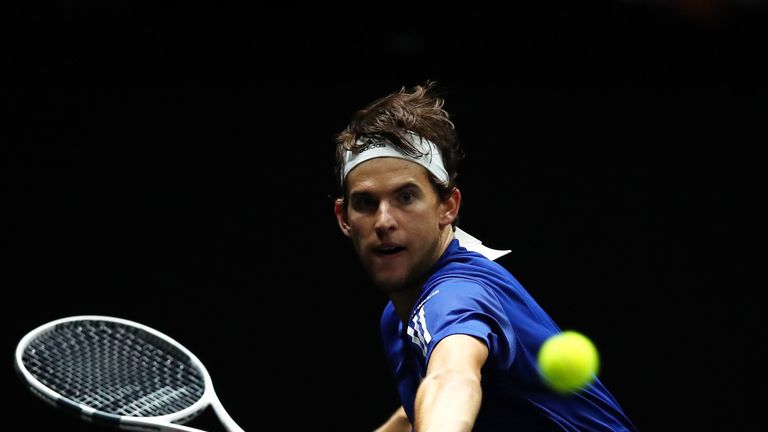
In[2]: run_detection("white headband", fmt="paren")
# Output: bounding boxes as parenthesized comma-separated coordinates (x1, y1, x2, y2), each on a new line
(454, 227, 511, 261)
(341, 132, 449, 183)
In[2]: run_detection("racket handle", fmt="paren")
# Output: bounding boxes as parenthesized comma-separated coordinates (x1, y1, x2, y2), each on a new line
(128, 418, 210, 432)
(211, 391, 245, 432)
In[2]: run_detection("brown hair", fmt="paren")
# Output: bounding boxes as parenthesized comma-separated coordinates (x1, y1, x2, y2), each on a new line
(335, 81, 464, 201)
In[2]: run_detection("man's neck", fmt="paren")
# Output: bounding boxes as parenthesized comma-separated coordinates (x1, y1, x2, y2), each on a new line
(390, 289, 422, 323)
(389, 227, 454, 323)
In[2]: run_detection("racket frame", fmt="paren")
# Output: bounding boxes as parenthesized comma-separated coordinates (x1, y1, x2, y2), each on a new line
(15, 315, 244, 432)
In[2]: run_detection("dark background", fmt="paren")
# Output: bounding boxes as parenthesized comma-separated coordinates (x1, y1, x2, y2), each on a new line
(3, 1, 764, 431)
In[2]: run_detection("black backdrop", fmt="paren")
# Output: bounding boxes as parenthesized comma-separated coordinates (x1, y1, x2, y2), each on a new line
(3, 2, 764, 431)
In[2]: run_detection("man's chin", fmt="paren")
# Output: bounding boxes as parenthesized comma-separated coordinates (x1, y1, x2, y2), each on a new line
(372, 275, 410, 294)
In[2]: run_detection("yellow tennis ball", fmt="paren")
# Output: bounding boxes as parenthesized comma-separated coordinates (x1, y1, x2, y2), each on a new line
(537, 330, 600, 393)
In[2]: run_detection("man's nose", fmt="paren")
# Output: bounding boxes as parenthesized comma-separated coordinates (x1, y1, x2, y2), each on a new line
(374, 202, 397, 233)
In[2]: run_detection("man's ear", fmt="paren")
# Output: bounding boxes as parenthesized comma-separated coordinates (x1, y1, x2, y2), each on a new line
(335, 198, 352, 237)
(439, 188, 461, 228)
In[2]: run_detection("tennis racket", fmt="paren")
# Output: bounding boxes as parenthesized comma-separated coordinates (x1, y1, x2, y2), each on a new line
(15, 315, 245, 432)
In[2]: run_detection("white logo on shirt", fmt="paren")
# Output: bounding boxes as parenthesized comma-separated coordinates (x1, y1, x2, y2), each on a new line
(407, 306, 432, 357)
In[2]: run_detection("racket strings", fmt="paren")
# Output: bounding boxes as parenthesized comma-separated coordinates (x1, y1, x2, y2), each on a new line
(22, 320, 205, 416)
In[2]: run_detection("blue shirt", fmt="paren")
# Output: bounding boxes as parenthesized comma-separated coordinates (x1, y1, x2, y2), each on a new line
(380, 240, 637, 431)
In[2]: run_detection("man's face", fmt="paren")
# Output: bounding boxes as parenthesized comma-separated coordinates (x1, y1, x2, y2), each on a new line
(337, 158, 450, 293)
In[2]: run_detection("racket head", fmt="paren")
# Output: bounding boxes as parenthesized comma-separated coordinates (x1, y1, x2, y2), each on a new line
(15, 315, 214, 430)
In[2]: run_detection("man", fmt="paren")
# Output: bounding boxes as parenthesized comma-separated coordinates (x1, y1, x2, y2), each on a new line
(333, 82, 637, 431)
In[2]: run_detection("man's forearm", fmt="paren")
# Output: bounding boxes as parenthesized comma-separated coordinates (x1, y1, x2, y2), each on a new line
(414, 370, 482, 432)
(374, 406, 411, 432)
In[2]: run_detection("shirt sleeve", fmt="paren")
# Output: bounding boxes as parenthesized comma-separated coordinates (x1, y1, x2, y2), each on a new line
(408, 279, 516, 372)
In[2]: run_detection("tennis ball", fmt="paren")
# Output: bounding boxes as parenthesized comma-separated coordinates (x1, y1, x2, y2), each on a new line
(537, 330, 600, 393)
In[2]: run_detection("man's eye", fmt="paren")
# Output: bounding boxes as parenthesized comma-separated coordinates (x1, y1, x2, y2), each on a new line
(400, 192, 414, 203)
(353, 197, 377, 211)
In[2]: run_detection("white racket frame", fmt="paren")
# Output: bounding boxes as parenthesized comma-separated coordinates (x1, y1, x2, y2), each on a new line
(15, 315, 245, 432)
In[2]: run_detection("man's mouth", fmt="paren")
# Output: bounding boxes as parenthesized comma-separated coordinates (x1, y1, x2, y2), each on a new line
(375, 245, 406, 256)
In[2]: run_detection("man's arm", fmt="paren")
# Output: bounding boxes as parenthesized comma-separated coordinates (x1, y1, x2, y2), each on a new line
(374, 406, 411, 432)
(414, 334, 489, 432)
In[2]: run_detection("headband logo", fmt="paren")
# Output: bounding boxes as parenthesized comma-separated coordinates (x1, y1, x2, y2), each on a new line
(358, 140, 387, 153)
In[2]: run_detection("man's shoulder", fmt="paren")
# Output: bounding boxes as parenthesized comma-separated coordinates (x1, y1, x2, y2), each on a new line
(379, 301, 399, 332)
(433, 251, 523, 295)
